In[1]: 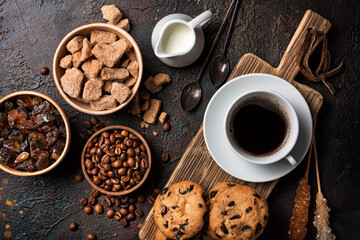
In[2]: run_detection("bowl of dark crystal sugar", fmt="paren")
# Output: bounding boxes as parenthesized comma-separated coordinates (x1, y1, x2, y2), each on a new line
(0, 91, 71, 176)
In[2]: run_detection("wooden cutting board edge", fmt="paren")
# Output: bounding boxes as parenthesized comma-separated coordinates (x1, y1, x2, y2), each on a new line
(139, 9, 329, 239)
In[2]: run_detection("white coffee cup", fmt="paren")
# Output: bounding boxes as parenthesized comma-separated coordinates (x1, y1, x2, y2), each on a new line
(225, 90, 299, 166)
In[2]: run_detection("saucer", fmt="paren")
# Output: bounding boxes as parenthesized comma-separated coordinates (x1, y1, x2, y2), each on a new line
(203, 73, 313, 182)
(151, 14, 205, 67)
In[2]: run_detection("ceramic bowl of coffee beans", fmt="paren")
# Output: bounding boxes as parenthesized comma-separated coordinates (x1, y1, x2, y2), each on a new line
(0, 91, 71, 176)
(81, 125, 151, 196)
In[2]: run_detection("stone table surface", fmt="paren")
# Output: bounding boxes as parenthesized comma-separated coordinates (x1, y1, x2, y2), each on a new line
(0, 0, 359, 239)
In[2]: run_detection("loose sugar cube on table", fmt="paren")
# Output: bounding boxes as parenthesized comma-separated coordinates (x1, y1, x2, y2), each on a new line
(90, 30, 117, 46)
(60, 55, 73, 69)
(60, 68, 84, 98)
(154, 73, 171, 85)
(129, 92, 141, 115)
(141, 100, 150, 111)
(66, 35, 85, 54)
(101, 5, 122, 24)
(144, 76, 162, 94)
(100, 67, 129, 81)
(112, 19, 131, 32)
(90, 95, 117, 111)
(92, 43, 124, 67)
(143, 99, 162, 124)
(111, 82, 132, 104)
(159, 112, 168, 124)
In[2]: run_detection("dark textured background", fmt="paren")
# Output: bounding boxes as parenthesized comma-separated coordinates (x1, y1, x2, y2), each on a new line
(0, 0, 359, 239)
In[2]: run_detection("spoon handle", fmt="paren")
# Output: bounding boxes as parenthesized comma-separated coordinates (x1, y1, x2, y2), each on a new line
(195, 0, 237, 82)
(222, 0, 240, 56)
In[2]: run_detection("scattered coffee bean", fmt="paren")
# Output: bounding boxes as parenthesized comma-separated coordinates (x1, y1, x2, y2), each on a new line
(87, 233, 97, 240)
(161, 153, 170, 163)
(106, 209, 115, 218)
(162, 122, 171, 132)
(120, 208, 129, 216)
(103, 197, 112, 207)
(88, 196, 96, 205)
(120, 218, 128, 227)
(84, 206, 93, 214)
(94, 204, 103, 214)
(83, 121, 92, 129)
(90, 117, 99, 126)
(153, 188, 161, 195)
(78, 132, 85, 142)
(128, 197, 137, 204)
(86, 129, 95, 137)
(115, 197, 121, 207)
(147, 195, 155, 205)
(137, 195, 145, 203)
(95, 123, 105, 130)
(128, 204, 136, 213)
(74, 173, 84, 182)
(137, 222, 143, 230)
(114, 211, 122, 221)
(91, 189, 100, 197)
(135, 209, 143, 218)
(69, 222, 78, 231)
(80, 198, 88, 206)
(40, 67, 49, 75)
(126, 213, 135, 221)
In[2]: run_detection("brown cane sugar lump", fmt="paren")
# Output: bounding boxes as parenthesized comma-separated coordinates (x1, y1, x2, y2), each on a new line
(144, 76, 162, 94)
(100, 67, 129, 81)
(141, 100, 150, 111)
(72, 51, 83, 68)
(90, 95, 117, 111)
(60, 55, 73, 69)
(101, 5, 122, 24)
(141, 121, 150, 128)
(82, 79, 103, 102)
(111, 82, 132, 104)
(102, 80, 113, 93)
(124, 76, 137, 88)
(92, 43, 124, 68)
(113, 18, 131, 32)
(126, 49, 136, 61)
(143, 99, 162, 124)
(60, 68, 84, 98)
(66, 35, 85, 54)
(154, 73, 171, 85)
(83, 59, 104, 79)
(140, 90, 150, 100)
(127, 60, 139, 78)
(80, 38, 92, 61)
(129, 92, 141, 115)
(111, 38, 132, 53)
(90, 30, 117, 46)
(158, 112, 168, 124)
(120, 58, 131, 68)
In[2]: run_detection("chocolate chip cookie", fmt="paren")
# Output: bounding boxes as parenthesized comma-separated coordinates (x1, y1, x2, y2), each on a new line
(209, 184, 268, 240)
(155, 229, 213, 240)
(153, 181, 208, 240)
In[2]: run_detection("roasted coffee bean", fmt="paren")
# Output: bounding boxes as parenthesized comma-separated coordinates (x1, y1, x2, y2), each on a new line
(86, 129, 95, 137)
(147, 195, 155, 205)
(162, 122, 171, 132)
(89, 117, 98, 125)
(95, 123, 105, 130)
(94, 204, 103, 214)
(118, 167, 127, 176)
(137, 222, 143, 230)
(153, 188, 161, 195)
(114, 211, 122, 220)
(111, 178, 120, 184)
(40, 66, 49, 75)
(128, 204, 136, 213)
(120, 208, 128, 216)
(78, 132, 85, 142)
(127, 157, 135, 168)
(121, 175, 130, 182)
(115, 197, 121, 207)
(103, 197, 112, 207)
(104, 185, 111, 191)
(91, 189, 100, 197)
(135, 209, 143, 218)
(126, 213, 135, 221)
(140, 158, 149, 169)
(83, 121, 92, 129)
(85, 159, 94, 169)
(161, 153, 170, 163)
(108, 171, 115, 178)
(93, 176, 102, 185)
(106, 208, 115, 218)
(128, 197, 137, 204)
(120, 203, 130, 208)
(80, 198, 88, 206)
(121, 130, 128, 137)
(110, 197, 116, 205)
(69, 222, 78, 231)
(119, 218, 128, 227)
(102, 131, 110, 138)
(121, 196, 129, 203)
(137, 195, 145, 203)
(134, 147, 141, 155)
(87, 233, 97, 240)
(84, 205, 93, 214)
(88, 196, 96, 205)
(74, 173, 83, 182)
(120, 153, 127, 161)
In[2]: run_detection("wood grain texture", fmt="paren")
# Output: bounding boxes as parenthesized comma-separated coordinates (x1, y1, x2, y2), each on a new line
(139, 10, 329, 239)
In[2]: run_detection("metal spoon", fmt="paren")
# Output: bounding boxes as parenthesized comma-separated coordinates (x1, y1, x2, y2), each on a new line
(209, 0, 240, 87)
(181, 0, 237, 112)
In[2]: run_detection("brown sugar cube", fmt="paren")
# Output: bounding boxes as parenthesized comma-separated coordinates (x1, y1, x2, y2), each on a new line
(127, 60, 139, 78)
(140, 121, 150, 129)
(72, 51, 83, 68)
(80, 38, 92, 61)
(60, 55, 73, 69)
(92, 43, 124, 67)
(111, 39, 132, 53)
(113, 18, 130, 32)
(66, 36, 85, 54)
(158, 112, 168, 124)
(126, 49, 136, 61)
(81, 59, 92, 78)
(111, 82, 132, 104)
(140, 90, 150, 100)
(103, 80, 113, 93)
(100, 67, 129, 81)
(141, 100, 150, 111)
(90, 30, 117, 46)
(154, 73, 171, 85)
(120, 58, 131, 68)
(60, 68, 84, 98)
(144, 76, 162, 94)
(82, 79, 103, 101)
(90, 59, 103, 77)
(153, 131, 158, 136)
(129, 92, 141, 115)
(90, 95, 117, 111)
(101, 5, 122, 24)
(143, 99, 162, 124)
(124, 76, 137, 88)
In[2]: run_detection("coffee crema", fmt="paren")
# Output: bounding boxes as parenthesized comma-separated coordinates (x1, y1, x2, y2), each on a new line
(230, 96, 290, 156)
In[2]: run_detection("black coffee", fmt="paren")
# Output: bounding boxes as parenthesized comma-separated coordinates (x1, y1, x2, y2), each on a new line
(231, 97, 289, 156)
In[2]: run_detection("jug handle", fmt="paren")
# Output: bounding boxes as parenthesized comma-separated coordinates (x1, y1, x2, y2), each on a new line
(188, 10, 213, 29)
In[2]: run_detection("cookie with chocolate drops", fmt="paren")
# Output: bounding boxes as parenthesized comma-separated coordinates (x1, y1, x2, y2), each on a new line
(155, 229, 213, 240)
(153, 181, 208, 240)
(208, 182, 239, 210)
(209, 185, 269, 240)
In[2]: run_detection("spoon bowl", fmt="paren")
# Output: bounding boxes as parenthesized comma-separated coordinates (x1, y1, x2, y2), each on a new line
(180, 80, 202, 111)
(209, 54, 230, 87)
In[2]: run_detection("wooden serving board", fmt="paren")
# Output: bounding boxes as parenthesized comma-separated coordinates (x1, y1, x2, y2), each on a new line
(139, 10, 329, 239)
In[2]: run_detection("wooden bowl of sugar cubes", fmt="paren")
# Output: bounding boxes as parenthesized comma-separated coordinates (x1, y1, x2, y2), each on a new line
(53, 5, 143, 115)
